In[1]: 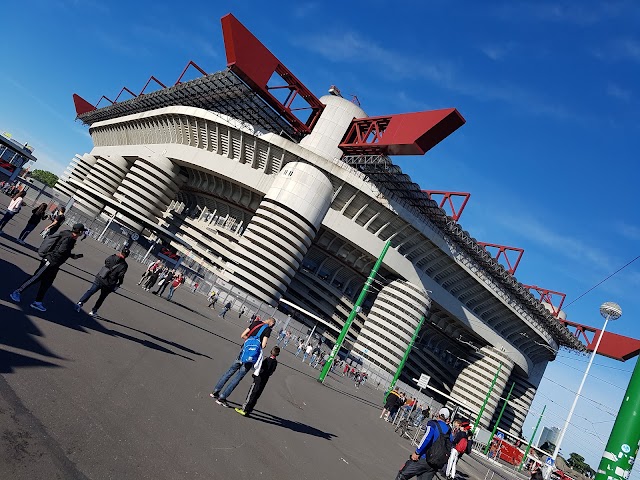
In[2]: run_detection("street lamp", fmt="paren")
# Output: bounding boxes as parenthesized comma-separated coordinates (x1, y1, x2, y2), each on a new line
(546, 302, 622, 478)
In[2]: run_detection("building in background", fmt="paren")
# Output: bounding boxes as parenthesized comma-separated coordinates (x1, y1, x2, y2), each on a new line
(538, 426, 561, 449)
(0, 132, 37, 182)
(55, 13, 585, 438)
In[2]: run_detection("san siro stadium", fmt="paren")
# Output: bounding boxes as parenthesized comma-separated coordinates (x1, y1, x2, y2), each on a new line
(55, 14, 584, 437)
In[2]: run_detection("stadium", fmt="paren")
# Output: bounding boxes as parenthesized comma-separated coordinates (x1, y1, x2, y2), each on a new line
(54, 13, 584, 437)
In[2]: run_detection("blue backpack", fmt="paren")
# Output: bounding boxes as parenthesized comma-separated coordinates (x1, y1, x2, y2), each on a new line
(240, 323, 268, 364)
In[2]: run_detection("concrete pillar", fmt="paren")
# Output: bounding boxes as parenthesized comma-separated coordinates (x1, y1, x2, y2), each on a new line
(353, 280, 431, 375)
(73, 155, 130, 216)
(54, 153, 97, 198)
(230, 161, 333, 304)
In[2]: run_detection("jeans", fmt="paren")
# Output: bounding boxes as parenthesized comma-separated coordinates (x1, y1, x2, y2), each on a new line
(167, 285, 176, 300)
(18, 223, 37, 240)
(302, 352, 310, 362)
(78, 279, 113, 312)
(295, 347, 303, 357)
(213, 356, 251, 400)
(0, 210, 17, 230)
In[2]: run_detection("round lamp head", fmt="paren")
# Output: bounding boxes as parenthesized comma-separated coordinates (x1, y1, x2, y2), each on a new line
(600, 302, 622, 320)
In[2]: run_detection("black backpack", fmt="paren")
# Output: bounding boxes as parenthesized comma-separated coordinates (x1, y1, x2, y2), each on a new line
(425, 421, 452, 468)
(38, 233, 61, 258)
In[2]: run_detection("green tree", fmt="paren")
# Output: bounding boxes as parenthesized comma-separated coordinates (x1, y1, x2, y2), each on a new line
(29, 169, 58, 188)
(567, 452, 593, 476)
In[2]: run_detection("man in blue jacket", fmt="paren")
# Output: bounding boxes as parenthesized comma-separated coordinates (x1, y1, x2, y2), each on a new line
(395, 407, 453, 480)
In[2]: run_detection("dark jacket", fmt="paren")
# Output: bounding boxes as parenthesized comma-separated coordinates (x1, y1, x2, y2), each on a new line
(27, 207, 48, 226)
(256, 356, 278, 380)
(45, 230, 77, 267)
(97, 254, 128, 288)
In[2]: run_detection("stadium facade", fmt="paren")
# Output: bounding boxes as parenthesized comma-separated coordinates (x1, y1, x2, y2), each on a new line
(55, 14, 583, 436)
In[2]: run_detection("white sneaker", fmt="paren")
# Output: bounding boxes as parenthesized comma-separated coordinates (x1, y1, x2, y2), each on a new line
(10, 291, 21, 302)
(89, 310, 97, 316)
(75, 302, 83, 312)
(30, 302, 46, 312)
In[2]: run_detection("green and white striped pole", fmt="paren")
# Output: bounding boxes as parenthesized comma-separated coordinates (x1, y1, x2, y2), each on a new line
(596, 357, 640, 480)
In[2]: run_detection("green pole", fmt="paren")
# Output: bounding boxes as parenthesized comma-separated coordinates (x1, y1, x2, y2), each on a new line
(472, 362, 502, 434)
(385, 314, 427, 399)
(318, 240, 391, 383)
(518, 405, 546, 472)
(596, 357, 640, 480)
(484, 382, 515, 455)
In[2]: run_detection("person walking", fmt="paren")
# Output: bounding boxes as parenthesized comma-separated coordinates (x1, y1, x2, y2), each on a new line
(395, 407, 453, 480)
(17, 202, 48, 243)
(0, 190, 27, 231)
(138, 260, 161, 286)
(295, 338, 305, 357)
(235, 346, 280, 417)
(207, 290, 217, 308)
(219, 300, 232, 318)
(166, 273, 183, 301)
(152, 269, 172, 295)
(302, 343, 313, 363)
(446, 420, 471, 480)
(75, 247, 129, 316)
(209, 317, 276, 407)
(41, 206, 66, 237)
(10, 223, 85, 311)
(192, 281, 199, 293)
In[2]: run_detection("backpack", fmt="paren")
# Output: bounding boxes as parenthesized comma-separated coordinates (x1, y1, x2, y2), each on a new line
(425, 421, 452, 468)
(455, 437, 468, 454)
(38, 233, 61, 258)
(239, 323, 268, 364)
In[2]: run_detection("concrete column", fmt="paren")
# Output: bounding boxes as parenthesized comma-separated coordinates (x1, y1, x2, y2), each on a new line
(230, 161, 333, 304)
(113, 155, 182, 231)
(54, 153, 97, 198)
(450, 346, 515, 429)
(352, 280, 431, 375)
(73, 155, 130, 216)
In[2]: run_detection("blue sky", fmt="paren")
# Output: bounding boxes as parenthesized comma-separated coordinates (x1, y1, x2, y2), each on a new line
(2, 0, 639, 473)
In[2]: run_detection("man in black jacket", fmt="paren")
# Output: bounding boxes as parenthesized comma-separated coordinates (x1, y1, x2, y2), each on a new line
(75, 247, 129, 316)
(10, 223, 85, 312)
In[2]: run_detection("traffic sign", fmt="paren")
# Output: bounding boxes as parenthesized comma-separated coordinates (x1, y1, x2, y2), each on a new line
(496, 431, 505, 440)
(545, 457, 555, 466)
(416, 374, 430, 389)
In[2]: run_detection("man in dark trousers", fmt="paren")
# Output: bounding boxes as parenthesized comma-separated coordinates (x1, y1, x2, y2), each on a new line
(235, 346, 280, 417)
(395, 407, 453, 480)
(75, 247, 130, 316)
(10, 223, 85, 312)
(210, 317, 276, 407)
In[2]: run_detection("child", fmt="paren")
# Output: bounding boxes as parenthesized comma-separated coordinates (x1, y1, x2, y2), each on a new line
(235, 346, 280, 417)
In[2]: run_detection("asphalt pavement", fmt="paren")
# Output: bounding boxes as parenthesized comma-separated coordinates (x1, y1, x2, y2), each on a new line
(0, 198, 522, 480)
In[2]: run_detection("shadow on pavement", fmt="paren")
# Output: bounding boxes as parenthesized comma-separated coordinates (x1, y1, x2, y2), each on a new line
(0, 254, 196, 374)
(248, 410, 338, 440)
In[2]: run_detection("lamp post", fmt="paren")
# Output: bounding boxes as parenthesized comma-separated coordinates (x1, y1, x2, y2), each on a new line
(546, 302, 622, 478)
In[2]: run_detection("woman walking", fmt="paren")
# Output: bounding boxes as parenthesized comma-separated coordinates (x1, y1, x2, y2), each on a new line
(17, 203, 48, 244)
(0, 191, 27, 231)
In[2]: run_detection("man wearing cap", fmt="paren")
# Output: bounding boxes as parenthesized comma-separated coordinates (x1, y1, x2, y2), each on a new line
(10, 223, 85, 312)
(75, 247, 130, 317)
(446, 419, 472, 480)
(395, 407, 453, 480)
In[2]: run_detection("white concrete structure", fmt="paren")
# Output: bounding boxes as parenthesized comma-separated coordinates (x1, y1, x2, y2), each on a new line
(59, 73, 582, 439)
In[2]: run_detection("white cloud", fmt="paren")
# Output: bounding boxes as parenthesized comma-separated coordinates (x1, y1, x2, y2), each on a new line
(494, 1, 633, 26)
(480, 43, 516, 61)
(606, 83, 632, 100)
(615, 221, 640, 240)
(299, 30, 584, 123)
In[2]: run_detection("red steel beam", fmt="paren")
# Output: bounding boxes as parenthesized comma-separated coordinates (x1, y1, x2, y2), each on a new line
(221, 13, 324, 135)
(477, 242, 524, 275)
(175, 60, 208, 85)
(139, 75, 167, 96)
(114, 86, 137, 102)
(559, 319, 640, 361)
(339, 108, 465, 156)
(95, 95, 115, 108)
(423, 190, 470, 221)
(523, 285, 566, 317)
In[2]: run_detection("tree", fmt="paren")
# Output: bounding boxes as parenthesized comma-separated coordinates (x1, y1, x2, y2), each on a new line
(567, 452, 594, 476)
(29, 169, 58, 188)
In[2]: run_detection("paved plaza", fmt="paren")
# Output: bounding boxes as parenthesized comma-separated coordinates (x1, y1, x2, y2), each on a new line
(0, 201, 517, 480)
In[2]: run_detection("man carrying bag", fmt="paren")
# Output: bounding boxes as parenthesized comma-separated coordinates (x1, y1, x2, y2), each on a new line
(209, 317, 276, 408)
